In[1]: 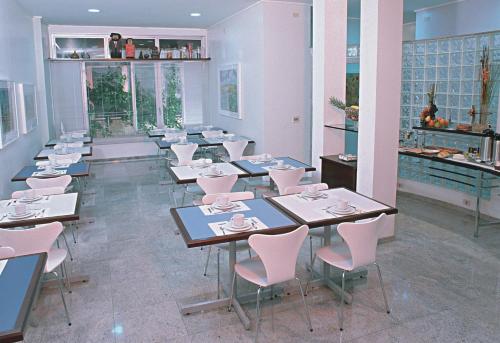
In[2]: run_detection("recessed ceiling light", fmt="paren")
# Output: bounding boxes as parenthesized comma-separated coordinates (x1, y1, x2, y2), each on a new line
(190, 12, 201, 17)
(88, 8, 100, 13)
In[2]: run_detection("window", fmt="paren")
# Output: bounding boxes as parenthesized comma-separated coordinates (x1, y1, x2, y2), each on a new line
(18, 84, 37, 133)
(161, 63, 184, 128)
(134, 64, 157, 131)
(86, 62, 133, 137)
(55, 37, 105, 59)
(0, 81, 18, 147)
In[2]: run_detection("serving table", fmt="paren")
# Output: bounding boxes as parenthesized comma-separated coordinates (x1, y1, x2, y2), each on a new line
(34, 146, 92, 160)
(171, 198, 299, 329)
(266, 187, 398, 303)
(0, 253, 46, 343)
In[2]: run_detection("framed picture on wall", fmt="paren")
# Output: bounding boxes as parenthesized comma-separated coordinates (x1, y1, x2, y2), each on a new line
(0, 80, 19, 148)
(218, 63, 242, 119)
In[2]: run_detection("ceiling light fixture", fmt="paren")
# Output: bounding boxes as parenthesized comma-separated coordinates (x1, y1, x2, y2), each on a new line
(88, 8, 100, 13)
(190, 12, 201, 17)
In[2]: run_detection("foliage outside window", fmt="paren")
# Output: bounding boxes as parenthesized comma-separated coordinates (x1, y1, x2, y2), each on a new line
(0, 81, 19, 147)
(163, 64, 183, 129)
(134, 64, 157, 132)
(86, 64, 133, 137)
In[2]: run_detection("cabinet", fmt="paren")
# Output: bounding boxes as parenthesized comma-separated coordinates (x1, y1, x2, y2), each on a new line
(320, 155, 357, 191)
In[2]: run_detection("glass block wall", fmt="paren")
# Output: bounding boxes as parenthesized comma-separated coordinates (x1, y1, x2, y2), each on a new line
(401, 30, 500, 130)
(399, 30, 500, 199)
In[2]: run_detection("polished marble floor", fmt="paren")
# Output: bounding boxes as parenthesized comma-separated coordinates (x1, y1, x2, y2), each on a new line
(25, 158, 500, 342)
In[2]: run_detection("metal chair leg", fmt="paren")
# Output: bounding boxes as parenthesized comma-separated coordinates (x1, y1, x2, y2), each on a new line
(217, 248, 220, 299)
(296, 277, 313, 332)
(61, 232, 73, 261)
(255, 287, 263, 343)
(203, 246, 212, 276)
(339, 270, 345, 331)
(62, 261, 72, 293)
(53, 271, 71, 326)
(305, 254, 317, 295)
(309, 236, 313, 269)
(374, 262, 390, 314)
(227, 272, 237, 312)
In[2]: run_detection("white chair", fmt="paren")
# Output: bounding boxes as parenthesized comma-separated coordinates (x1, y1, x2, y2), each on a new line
(26, 175, 72, 190)
(197, 174, 238, 195)
(228, 225, 313, 341)
(11, 187, 66, 199)
(0, 222, 71, 325)
(54, 142, 84, 149)
(282, 183, 329, 267)
(223, 140, 248, 162)
(0, 246, 15, 259)
(48, 153, 82, 165)
(269, 167, 306, 195)
(171, 143, 198, 166)
(308, 213, 390, 331)
(201, 192, 255, 296)
(202, 130, 223, 138)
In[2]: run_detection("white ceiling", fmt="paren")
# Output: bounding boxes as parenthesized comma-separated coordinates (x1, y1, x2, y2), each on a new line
(16, 0, 451, 28)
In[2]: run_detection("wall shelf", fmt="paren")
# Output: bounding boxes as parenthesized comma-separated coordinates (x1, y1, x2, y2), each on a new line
(412, 126, 496, 137)
(48, 58, 211, 62)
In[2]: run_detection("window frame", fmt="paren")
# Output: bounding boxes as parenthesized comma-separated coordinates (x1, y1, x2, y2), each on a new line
(0, 80, 20, 148)
(17, 83, 38, 134)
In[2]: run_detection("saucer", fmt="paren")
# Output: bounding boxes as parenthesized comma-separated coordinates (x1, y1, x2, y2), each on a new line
(301, 191, 325, 199)
(19, 196, 43, 203)
(203, 170, 224, 177)
(223, 220, 251, 232)
(212, 202, 235, 210)
(271, 164, 291, 170)
(8, 211, 35, 220)
(328, 205, 356, 215)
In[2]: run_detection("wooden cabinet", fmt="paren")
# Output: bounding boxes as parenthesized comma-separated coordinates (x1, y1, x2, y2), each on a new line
(320, 155, 357, 191)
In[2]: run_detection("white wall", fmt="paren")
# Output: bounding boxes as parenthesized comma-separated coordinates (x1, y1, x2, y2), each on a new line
(0, 2, 47, 198)
(207, 0, 311, 161)
(183, 63, 205, 125)
(415, 0, 500, 40)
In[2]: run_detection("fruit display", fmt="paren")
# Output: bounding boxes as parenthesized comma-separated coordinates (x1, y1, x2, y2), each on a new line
(420, 110, 449, 128)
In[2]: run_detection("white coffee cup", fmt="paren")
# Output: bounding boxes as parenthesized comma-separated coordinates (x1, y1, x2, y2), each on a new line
(276, 160, 284, 168)
(231, 213, 245, 227)
(306, 184, 317, 194)
(209, 165, 218, 174)
(337, 200, 348, 210)
(15, 203, 27, 215)
(215, 195, 230, 207)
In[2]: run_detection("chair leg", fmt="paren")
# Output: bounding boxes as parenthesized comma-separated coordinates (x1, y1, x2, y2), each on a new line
(296, 277, 313, 332)
(248, 248, 252, 259)
(374, 262, 390, 314)
(53, 271, 71, 326)
(305, 254, 317, 295)
(217, 248, 220, 299)
(181, 189, 186, 207)
(339, 270, 346, 331)
(309, 236, 313, 269)
(255, 287, 263, 343)
(71, 225, 77, 244)
(62, 261, 72, 293)
(227, 272, 237, 312)
(61, 232, 73, 261)
(203, 246, 212, 276)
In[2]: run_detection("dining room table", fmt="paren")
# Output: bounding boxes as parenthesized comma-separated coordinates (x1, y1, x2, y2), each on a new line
(11, 162, 91, 182)
(45, 136, 93, 147)
(170, 198, 299, 329)
(167, 162, 249, 185)
(155, 136, 211, 150)
(266, 187, 398, 303)
(0, 253, 47, 343)
(34, 146, 92, 160)
(148, 126, 227, 138)
(231, 156, 316, 177)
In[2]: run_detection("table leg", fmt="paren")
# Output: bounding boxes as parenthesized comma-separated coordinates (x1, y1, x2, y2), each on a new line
(474, 172, 482, 238)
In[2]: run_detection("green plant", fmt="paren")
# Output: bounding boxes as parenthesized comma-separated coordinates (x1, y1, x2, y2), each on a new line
(163, 65, 183, 129)
(135, 77, 156, 132)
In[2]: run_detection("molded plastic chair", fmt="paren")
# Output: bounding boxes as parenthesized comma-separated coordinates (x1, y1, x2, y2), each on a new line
(0, 222, 71, 325)
(202, 130, 223, 138)
(308, 213, 390, 331)
(223, 140, 248, 162)
(171, 143, 198, 166)
(228, 225, 313, 341)
(197, 174, 238, 195)
(0, 246, 15, 260)
(48, 153, 82, 165)
(11, 187, 66, 199)
(27, 175, 72, 190)
(269, 167, 306, 195)
(200, 192, 256, 291)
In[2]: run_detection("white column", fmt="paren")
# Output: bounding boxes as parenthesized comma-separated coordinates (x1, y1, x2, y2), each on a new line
(32, 16, 50, 141)
(311, 0, 347, 174)
(357, 0, 403, 238)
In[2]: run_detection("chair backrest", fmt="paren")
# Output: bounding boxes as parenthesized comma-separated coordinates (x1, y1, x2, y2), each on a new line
(196, 174, 238, 194)
(202, 191, 254, 205)
(269, 168, 306, 195)
(223, 140, 248, 161)
(283, 183, 329, 195)
(0, 246, 16, 260)
(249, 225, 309, 285)
(26, 175, 72, 190)
(337, 213, 386, 269)
(0, 222, 63, 257)
(171, 143, 198, 166)
(48, 153, 81, 165)
(11, 187, 66, 199)
(202, 130, 223, 138)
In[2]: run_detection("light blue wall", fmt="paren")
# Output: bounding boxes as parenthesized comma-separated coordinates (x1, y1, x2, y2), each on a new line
(346, 18, 359, 155)
(0, 1, 45, 197)
(416, 0, 500, 40)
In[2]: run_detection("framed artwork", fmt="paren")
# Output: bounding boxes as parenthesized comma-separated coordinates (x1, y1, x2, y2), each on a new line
(0, 80, 19, 148)
(218, 63, 242, 119)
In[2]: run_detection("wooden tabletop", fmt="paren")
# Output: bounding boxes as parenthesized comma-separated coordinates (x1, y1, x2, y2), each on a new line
(0, 193, 81, 229)
(11, 162, 91, 182)
(0, 253, 46, 343)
